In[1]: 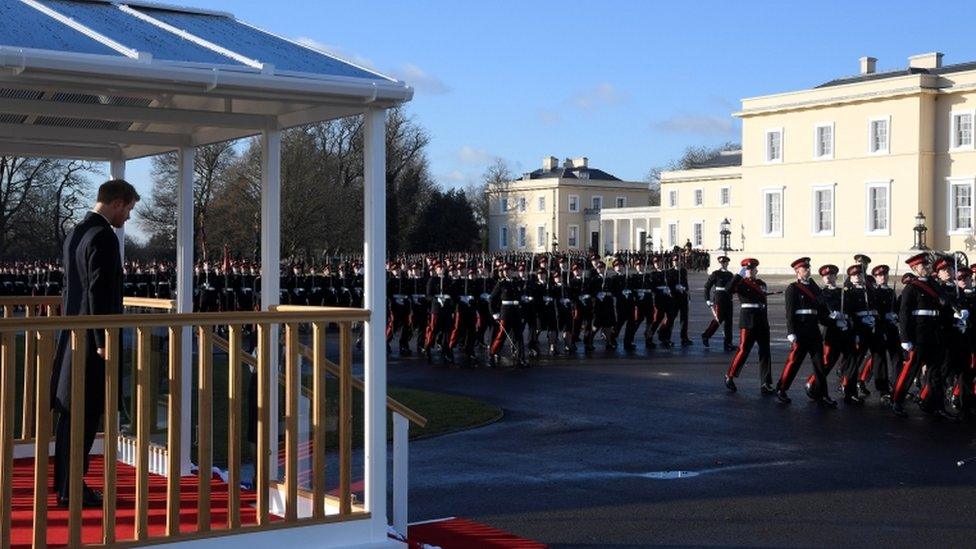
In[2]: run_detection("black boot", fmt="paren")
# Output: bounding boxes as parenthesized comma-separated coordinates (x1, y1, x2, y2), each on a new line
(701, 334, 710, 347)
(776, 389, 791, 404)
(725, 376, 737, 392)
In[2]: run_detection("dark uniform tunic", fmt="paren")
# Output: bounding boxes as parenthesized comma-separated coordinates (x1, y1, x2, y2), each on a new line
(726, 274, 772, 386)
(702, 267, 734, 347)
(892, 276, 949, 408)
(777, 278, 828, 395)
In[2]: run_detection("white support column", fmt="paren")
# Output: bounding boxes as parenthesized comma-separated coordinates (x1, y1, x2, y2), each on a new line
(391, 413, 409, 537)
(176, 145, 194, 475)
(362, 107, 388, 540)
(260, 128, 282, 479)
(612, 219, 619, 253)
(110, 159, 126, 261)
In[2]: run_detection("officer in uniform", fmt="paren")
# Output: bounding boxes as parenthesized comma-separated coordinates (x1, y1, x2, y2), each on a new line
(424, 261, 455, 363)
(647, 255, 673, 348)
(489, 263, 527, 368)
(891, 253, 950, 417)
(839, 264, 872, 404)
(622, 257, 650, 351)
(776, 257, 835, 405)
(860, 265, 900, 401)
(451, 267, 480, 365)
(805, 264, 852, 400)
(387, 262, 412, 355)
(701, 255, 735, 351)
(667, 253, 693, 346)
(724, 258, 774, 394)
(592, 261, 617, 350)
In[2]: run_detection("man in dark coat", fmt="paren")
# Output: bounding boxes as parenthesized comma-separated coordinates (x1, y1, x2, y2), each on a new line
(51, 179, 138, 507)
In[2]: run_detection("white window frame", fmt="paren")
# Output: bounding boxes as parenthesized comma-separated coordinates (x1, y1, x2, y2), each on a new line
(950, 109, 976, 151)
(518, 225, 527, 248)
(500, 197, 508, 213)
(864, 180, 892, 236)
(719, 186, 731, 206)
(813, 122, 834, 160)
(692, 220, 704, 247)
(668, 189, 678, 208)
(518, 196, 527, 213)
(537, 196, 546, 211)
(762, 187, 784, 238)
(591, 195, 603, 210)
(810, 183, 835, 237)
(536, 225, 546, 249)
(693, 188, 704, 207)
(568, 224, 580, 249)
(868, 115, 891, 155)
(499, 226, 508, 249)
(667, 221, 679, 248)
(947, 176, 976, 235)
(615, 196, 626, 208)
(568, 194, 580, 213)
(765, 128, 783, 163)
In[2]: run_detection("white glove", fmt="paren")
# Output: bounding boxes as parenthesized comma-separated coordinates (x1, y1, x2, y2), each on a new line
(786, 334, 796, 343)
(862, 316, 875, 326)
(886, 312, 898, 323)
(836, 320, 848, 330)
(738, 267, 747, 277)
(828, 311, 842, 320)
(955, 309, 970, 320)
(706, 300, 713, 307)
(676, 284, 686, 292)
(492, 313, 500, 320)
(900, 342, 913, 352)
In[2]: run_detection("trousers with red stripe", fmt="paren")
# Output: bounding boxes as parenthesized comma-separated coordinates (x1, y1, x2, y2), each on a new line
(778, 334, 827, 396)
(892, 343, 945, 407)
(490, 305, 525, 357)
(727, 326, 772, 385)
(807, 326, 852, 395)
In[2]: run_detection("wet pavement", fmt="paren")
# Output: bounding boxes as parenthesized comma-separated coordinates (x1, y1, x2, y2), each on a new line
(388, 272, 976, 548)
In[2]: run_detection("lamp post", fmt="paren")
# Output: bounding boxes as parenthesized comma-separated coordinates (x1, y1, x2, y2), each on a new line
(719, 217, 731, 253)
(911, 211, 929, 250)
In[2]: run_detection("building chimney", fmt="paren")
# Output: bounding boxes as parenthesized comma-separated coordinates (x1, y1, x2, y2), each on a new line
(571, 157, 588, 169)
(908, 52, 943, 70)
(543, 156, 559, 171)
(859, 56, 877, 75)
(563, 158, 572, 168)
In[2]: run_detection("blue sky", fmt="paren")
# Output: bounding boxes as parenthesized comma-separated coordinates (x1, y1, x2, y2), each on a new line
(122, 0, 973, 238)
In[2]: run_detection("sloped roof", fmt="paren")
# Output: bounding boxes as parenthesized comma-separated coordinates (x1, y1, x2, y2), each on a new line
(525, 166, 621, 181)
(816, 60, 976, 88)
(686, 150, 741, 169)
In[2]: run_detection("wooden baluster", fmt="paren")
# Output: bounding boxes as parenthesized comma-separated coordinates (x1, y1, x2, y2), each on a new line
(166, 327, 182, 537)
(227, 324, 242, 529)
(284, 323, 299, 521)
(32, 329, 53, 549)
(135, 327, 151, 540)
(339, 322, 352, 516)
(197, 327, 212, 532)
(67, 330, 86, 548)
(103, 328, 119, 545)
(1, 331, 15, 549)
(312, 321, 326, 519)
(21, 307, 35, 439)
(255, 323, 271, 526)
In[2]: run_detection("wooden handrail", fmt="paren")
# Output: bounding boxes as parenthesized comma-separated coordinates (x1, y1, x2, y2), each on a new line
(0, 308, 371, 331)
(124, 297, 176, 310)
(211, 333, 428, 428)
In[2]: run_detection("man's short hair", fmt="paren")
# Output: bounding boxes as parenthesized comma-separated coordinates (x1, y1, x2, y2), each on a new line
(96, 179, 140, 205)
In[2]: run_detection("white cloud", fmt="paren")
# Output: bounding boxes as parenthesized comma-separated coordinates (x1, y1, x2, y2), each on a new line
(388, 63, 450, 95)
(650, 115, 736, 136)
(456, 145, 495, 165)
(570, 83, 627, 111)
(294, 37, 376, 70)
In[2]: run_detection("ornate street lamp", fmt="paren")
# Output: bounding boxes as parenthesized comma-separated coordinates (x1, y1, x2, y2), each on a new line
(911, 211, 929, 250)
(719, 218, 732, 253)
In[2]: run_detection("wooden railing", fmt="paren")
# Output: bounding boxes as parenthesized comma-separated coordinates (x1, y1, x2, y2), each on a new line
(0, 303, 372, 548)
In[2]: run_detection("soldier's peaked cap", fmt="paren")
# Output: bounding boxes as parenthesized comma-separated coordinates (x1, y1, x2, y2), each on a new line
(717, 255, 730, 262)
(740, 258, 759, 268)
(906, 252, 930, 267)
(818, 264, 839, 276)
(846, 264, 862, 276)
(871, 264, 890, 276)
(790, 257, 811, 270)
(854, 253, 872, 263)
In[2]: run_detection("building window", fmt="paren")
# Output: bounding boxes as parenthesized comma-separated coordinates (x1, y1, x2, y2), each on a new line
(668, 189, 678, 208)
(568, 194, 580, 212)
(763, 188, 783, 237)
(518, 197, 527, 213)
(536, 225, 545, 248)
(591, 196, 603, 210)
(952, 111, 974, 150)
(869, 116, 890, 154)
(694, 188, 703, 207)
(668, 222, 678, 248)
(538, 196, 545, 211)
(865, 181, 890, 235)
(812, 185, 834, 235)
(814, 123, 834, 159)
(948, 177, 975, 233)
(500, 198, 508, 213)
(719, 187, 730, 206)
(693, 221, 703, 247)
(500, 226, 508, 248)
(568, 225, 579, 248)
(518, 226, 527, 248)
(765, 128, 783, 163)
(615, 196, 626, 208)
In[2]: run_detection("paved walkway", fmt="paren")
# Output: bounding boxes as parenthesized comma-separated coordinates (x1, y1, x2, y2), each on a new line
(389, 272, 976, 548)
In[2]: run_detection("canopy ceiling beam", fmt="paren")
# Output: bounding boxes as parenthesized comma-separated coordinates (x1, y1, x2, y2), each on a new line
(0, 139, 119, 160)
(0, 97, 273, 130)
(0, 122, 187, 148)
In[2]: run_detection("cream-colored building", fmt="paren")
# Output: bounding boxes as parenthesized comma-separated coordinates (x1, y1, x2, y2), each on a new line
(487, 156, 657, 253)
(662, 51, 976, 273)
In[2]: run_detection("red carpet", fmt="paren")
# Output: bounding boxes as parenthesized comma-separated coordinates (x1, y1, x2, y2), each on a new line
(408, 518, 547, 548)
(9, 455, 271, 548)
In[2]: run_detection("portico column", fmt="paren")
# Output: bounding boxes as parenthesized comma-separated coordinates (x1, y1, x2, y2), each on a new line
(613, 219, 619, 253)
(362, 107, 388, 539)
(175, 145, 194, 474)
(260, 128, 281, 478)
(110, 159, 126, 261)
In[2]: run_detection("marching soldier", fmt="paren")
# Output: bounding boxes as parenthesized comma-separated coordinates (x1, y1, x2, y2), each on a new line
(424, 261, 456, 363)
(805, 264, 852, 400)
(387, 262, 413, 355)
(592, 261, 616, 350)
(621, 257, 650, 351)
(860, 265, 900, 402)
(724, 258, 774, 395)
(667, 253, 693, 346)
(450, 267, 480, 365)
(489, 263, 527, 368)
(839, 264, 873, 404)
(701, 255, 735, 351)
(776, 257, 834, 405)
(647, 255, 673, 348)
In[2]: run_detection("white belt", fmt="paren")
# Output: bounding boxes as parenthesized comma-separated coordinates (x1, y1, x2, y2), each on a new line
(543, 296, 553, 303)
(393, 294, 407, 299)
(581, 294, 592, 300)
(741, 303, 766, 309)
(622, 289, 632, 296)
(794, 309, 816, 315)
(713, 287, 727, 292)
(522, 296, 534, 302)
(480, 293, 491, 300)
(656, 286, 669, 290)
(411, 294, 425, 300)
(501, 300, 520, 306)
(435, 294, 450, 299)
(912, 309, 939, 316)
(855, 310, 877, 317)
